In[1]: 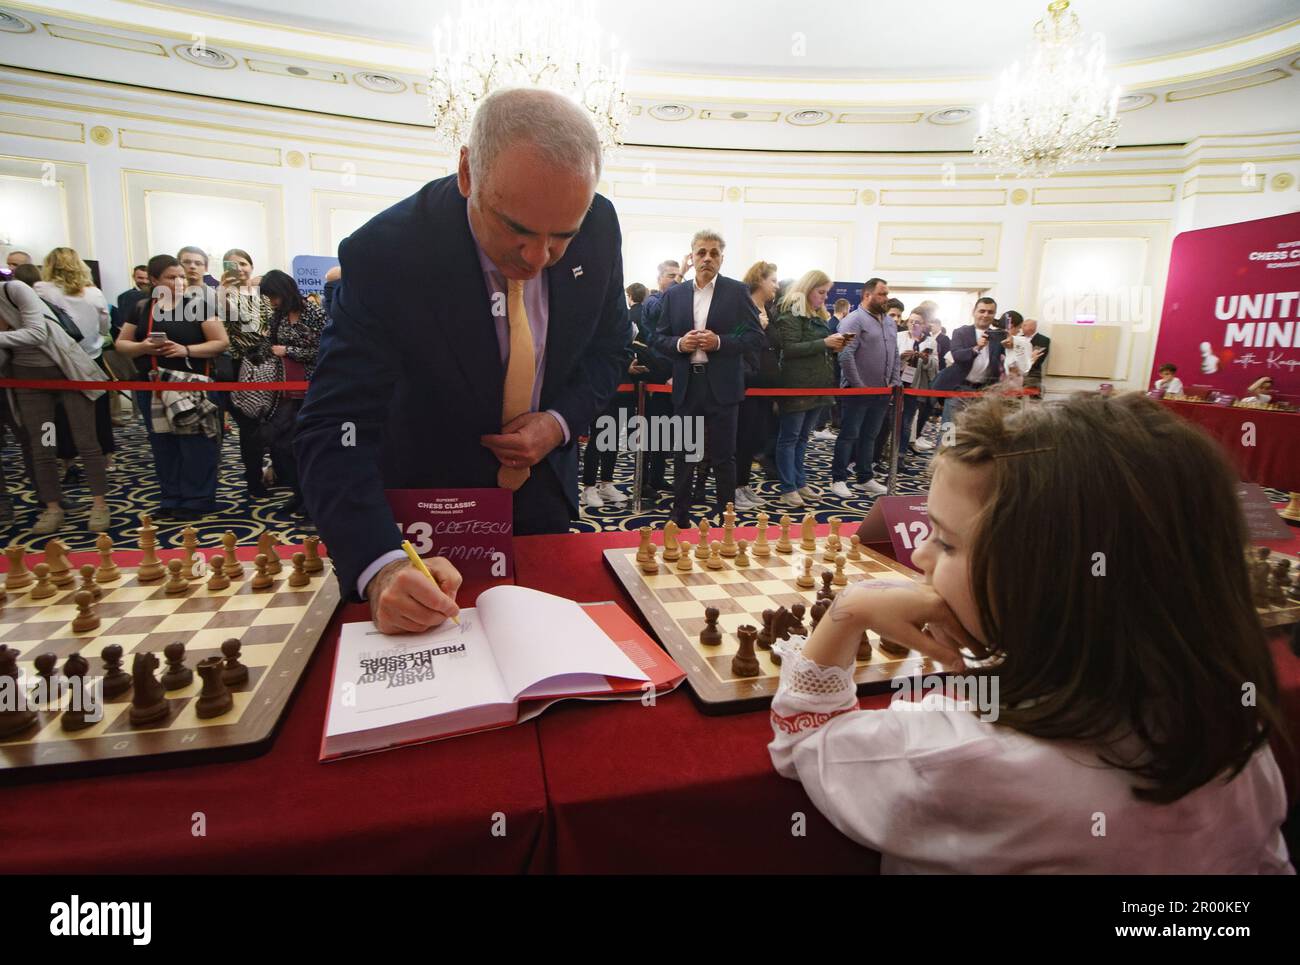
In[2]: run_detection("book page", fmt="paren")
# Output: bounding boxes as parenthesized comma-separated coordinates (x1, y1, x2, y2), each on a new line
(324, 611, 510, 738)
(475, 585, 649, 700)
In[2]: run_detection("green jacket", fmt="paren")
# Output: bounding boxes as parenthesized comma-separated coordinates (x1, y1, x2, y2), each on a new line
(771, 311, 836, 413)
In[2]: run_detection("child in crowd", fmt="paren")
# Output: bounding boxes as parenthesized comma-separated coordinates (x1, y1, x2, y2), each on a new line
(769, 392, 1293, 873)
(1152, 363, 1183, 396)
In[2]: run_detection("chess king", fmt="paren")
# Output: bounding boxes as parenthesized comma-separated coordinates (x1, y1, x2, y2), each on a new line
(295, 88, 629, 636)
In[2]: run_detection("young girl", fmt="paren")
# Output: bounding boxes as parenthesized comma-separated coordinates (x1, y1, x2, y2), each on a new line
(769, 392, 1293, 873)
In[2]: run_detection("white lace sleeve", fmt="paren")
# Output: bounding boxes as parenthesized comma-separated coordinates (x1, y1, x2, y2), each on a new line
(768, 636, 860, 778)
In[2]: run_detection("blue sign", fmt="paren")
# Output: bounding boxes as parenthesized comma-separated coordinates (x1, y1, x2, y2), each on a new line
(292, 255, 340, 296)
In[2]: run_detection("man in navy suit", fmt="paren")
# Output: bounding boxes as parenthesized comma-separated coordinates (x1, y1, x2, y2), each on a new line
(296, 89, 630, 633)
(933, 296, 1004, 428)
(650, 231, 764, 527)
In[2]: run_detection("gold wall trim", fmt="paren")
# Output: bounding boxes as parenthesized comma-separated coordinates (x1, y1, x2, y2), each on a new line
(308, 152, 443, 182)
(698, 110, 780, 122)
(1031, 184, 1177, 204)
(117, 127, 282, 166)
(1165, 67, 1290, 102)
(876, 221, 1001, 272)
(0, 153, 93, 256)
(43, 21, 167, 56)
(245, 59, 346, 84)
(880, 188, 1007, 206)
(613, 182, 725, 203)
(743, 186, 857, 206)
(1182, 174, 1267, 196)
(837, 112, 924, 124)
(0, 111, 83, 142)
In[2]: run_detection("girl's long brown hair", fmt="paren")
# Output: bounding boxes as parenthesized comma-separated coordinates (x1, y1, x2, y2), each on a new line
(941, 392, 1285, 803)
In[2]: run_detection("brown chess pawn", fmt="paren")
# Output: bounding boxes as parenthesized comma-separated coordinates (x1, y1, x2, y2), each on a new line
(288, 552, 310, 588)
(129, 651, 169, 726)
(79, 564, 102, 601)
(100, 644, 131, 699)
(164, 558, 190, 595)
(220, 638, 249, 686)
(0, 646, 37, 736)
(857, 630, 873, 662)
(250, 554, 274, 591)
(161, 641, 192, 690)
(59, 652, 94, 732)
(756, 609, 776, 651)
(731, 625, 761, 677)
(71, 589, 99, 633)
(699, 606, 722, 646)
(195, 656, 233, 719)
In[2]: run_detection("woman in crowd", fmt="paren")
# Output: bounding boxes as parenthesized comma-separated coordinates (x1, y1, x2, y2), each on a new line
(218, 247, 273, 498)
(734, 261, 780, 511)
(897, 309, 938, 456)
(0, 276, 111, 534)
(771, 270, 844, 508)
(31, 249, 117, 475)
(258, 270, 325, 517)
(115, 254, 229, 520)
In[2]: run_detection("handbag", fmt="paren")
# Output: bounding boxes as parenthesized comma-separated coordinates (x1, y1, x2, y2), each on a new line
(232, 345, 282, 421)
(2, 282, 84, 343)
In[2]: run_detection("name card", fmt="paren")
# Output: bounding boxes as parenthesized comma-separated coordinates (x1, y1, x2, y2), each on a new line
(1236, 482, 1293, 544)
(854, 495, 932, 572)
(385, 489, 514, 580)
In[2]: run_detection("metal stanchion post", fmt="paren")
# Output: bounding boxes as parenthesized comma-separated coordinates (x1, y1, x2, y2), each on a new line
(632, 381, 647, 514)
(886, 385, 904, 495)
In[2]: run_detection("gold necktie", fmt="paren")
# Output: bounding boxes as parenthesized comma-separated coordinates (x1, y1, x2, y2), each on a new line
(497, 278, 534, 491)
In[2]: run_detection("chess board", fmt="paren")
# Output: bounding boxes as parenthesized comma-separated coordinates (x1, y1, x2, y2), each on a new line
(1254, 550, 1300, 632)
(605, 532, 934, 713)
(0, 552, 340, 780)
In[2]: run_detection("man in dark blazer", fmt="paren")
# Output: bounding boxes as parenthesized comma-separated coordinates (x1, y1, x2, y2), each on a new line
(650, 230, 763, 527)
(934, 296, 1005, 427)
(1023, 317, 1050, 392)
(296, 89, 629, 632)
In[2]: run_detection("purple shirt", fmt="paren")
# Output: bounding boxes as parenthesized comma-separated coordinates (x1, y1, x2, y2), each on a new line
(838, 306, 901, 388)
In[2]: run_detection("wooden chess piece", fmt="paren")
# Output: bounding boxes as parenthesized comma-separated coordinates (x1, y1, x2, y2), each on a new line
(251, 553, 274, 591)
(161, 641, 192, 690)
(164, 558, 190, 596)
(303, 535, 325, 574)
(129, 651, 169, 726)
(847, 534, 862, 561)
(79, 564, 102, 601)
(695, 522, 710, 560)
(819, 570, 834, 600)
(828, 517, 842, 551)
(59, 652, 94, 732)
(723, 501, 736, 531)
(706, 541, 724, 570)
(136, 516, 164, 583)
(29, 563, 57, 600)
(1280, 492, 1300, 522)
(753, 511, 771, 558)
(222, 532, 245, 579)
(757, 609, 775, 650)
(734, 539, 750, 568)
(182, 526, 201, 579)
(796, 557, 815, 589)
(789, 602, 808, 636)
(100, 644, 131, 699)
(833, 554, 847, 587)
(720, 512, 737, 558)
(71, 589, 100, 633)
(289, 552, 311, 587)
(34, 651, 59, 702)
(0, 646, 37, 736)
(857, 630, 873, 662)
(776, 515, 793, 554)
(220, 638, 249, 686)
(258, 532, 283, 576)
(800, 512, 817, 552)
(206, 552, 231, 592)
(774, 606, 793, 641)
(676, 541, 693, 572)
(810, 599, 828, 632)
(636, 526, 653, 563)
(662, 521, 681, 562)
(878, 637, 910, 658)
(700, 606, 722, 646)
(44, 539, 74, 587)
(195, 656, 233, 719)
(4, 545, 33, 591)
(94, 533, 120, 583)
(731, 625, 760, 678)
(639, 546, 659, 576)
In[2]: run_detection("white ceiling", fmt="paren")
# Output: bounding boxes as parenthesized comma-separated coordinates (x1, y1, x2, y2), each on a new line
(0, 0, 1298, 151)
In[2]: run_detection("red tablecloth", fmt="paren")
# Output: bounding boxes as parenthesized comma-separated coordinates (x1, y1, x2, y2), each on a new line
(1160, 399, 1300, 492)
(0, 547, 547, 874)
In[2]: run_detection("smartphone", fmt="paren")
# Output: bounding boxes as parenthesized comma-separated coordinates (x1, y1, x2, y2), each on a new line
(840, 332, 856, 343)
(147, 332, 166, 344)
(222, 259, 238, 276)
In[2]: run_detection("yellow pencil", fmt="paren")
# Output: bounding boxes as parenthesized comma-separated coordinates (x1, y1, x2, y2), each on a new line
(401, 540, 460, 626)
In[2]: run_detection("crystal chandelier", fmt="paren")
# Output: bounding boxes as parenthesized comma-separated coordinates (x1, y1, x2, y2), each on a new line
(974, 0, 1121, 177)
(426, 0, 629, 152)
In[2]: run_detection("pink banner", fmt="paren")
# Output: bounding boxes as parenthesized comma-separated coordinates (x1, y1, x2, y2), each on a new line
(1150, 212, 1300, 402)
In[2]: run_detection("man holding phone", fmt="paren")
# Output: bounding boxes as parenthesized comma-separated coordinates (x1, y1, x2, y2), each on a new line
(932, 296, 1004, 428)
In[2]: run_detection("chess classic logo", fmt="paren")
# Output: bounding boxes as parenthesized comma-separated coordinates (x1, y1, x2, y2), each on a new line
(591, 411, 704, 462)
(49, 895, 151, 945)
(889, 672, 1000, 723)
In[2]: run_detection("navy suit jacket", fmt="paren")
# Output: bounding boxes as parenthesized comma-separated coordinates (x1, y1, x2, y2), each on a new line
(295, 175, 629, 599)
(945, 323, 1006, 385)
(649, 275, 763, 407)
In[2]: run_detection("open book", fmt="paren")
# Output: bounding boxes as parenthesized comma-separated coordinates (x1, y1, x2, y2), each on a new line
(320, 585, 684, 761)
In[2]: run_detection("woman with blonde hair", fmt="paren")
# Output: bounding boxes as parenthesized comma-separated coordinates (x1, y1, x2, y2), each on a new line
(38, 247, 117, 475)
(770, 269, 845, 507)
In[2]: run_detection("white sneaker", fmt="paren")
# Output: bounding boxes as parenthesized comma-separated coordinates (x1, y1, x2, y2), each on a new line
(733, 490, 756, 510)
(812, 429, 837, 441)
(830, 481, 854, 499)
(911, 437, 934, 452)
(741, 485, 763, 505)
(798, 484, 821, 500)
(779, 491, 805, 509)
(596, 482, 627, 504)
(857, 478, 888, 496)
(581, 486, 604, 509)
